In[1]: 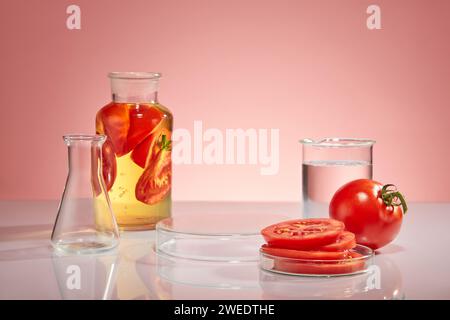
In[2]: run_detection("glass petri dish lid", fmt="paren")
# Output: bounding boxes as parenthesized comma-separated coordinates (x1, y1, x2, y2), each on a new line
(259, 244, 374, 277)
(156, 212, 295, 262)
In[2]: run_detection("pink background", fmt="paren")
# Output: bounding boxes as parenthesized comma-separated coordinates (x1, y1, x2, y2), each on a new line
(0, 0, 449, 202)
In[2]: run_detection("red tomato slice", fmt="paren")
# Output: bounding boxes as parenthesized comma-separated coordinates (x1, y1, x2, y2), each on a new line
(260, 244, 351, 260)
(100, 139, 117, 191)
(96, 103, 129, 156)
(132, 126, 171, 170)
(261, 219, 344, 250)
(127, 104, 164, 157)
(96, 103, 164, 159)
(130, 109, 167, 168)
(317, 231, 356, 252)
(273, 252, 365, 275)
(91, 138, 116, 194)
(131, 133, 156, 169)
(135, 147, 171, 205)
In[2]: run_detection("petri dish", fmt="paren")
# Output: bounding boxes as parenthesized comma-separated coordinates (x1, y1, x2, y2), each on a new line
(259, 244, 373, 277)
(156, 212, 294, 262)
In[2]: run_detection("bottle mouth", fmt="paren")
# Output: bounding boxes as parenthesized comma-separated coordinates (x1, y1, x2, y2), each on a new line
(299, 138, 376, 148)
(63, 134, 106, 143)
(108, 72, 161, 80)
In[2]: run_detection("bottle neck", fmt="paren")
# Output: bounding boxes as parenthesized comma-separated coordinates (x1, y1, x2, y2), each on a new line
(110, 78, 159, 103)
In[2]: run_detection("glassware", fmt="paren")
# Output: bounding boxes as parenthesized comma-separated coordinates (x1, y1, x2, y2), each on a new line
(300, 138, 375, 218)
(259, 244, 373, 277)
(96, 72, 173, 231)
(51, 134, 120, 254)
(156, 211, 294, 262)
(259, 254, 404, 299)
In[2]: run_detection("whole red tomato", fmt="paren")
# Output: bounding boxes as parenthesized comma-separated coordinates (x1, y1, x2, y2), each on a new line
(329, 179, 407, 250)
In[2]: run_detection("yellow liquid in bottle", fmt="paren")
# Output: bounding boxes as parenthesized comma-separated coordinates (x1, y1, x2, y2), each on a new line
(109, 153, 171, 230)
(96, 102, 172, 231)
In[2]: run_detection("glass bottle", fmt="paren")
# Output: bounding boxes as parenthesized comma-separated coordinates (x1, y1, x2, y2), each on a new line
(96, 72, 173, 231)
(300, 138, 375, 218)
(51, 134, 120, 254)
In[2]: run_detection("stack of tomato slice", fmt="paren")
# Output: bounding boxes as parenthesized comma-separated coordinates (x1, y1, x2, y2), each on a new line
(260, 218, 366, 275)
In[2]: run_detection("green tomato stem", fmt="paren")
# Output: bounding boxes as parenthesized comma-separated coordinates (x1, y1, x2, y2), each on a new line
(381, 184, 408, 214)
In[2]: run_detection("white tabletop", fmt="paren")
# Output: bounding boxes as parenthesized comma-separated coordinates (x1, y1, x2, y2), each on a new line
(0, 200, 449, 300)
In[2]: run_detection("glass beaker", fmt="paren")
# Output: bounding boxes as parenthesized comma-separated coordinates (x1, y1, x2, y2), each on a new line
(96, 72, 173, 231)
(300, 138, 375, 218)
(51, 134, 120, 254)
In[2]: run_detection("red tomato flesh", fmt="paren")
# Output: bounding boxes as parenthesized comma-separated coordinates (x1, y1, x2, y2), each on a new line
(96, 103, 130, 157)
(135, 146, 171, 205)
(100, 139, 116, 192)
(273, 252, 365, 275)
(261, 244, 351, 260)
(127, 104, 164, 157)
(317, 231, 356, 252)
(96, 102, 164, 158)
(261, 219, 344, 250)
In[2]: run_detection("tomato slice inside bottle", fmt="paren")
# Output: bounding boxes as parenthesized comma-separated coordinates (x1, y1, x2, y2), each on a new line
(96, 103, 130, 157)
(131, 133, 156, 169)
(135, 148, 171, 205)
(135, 130, 172, 205)
(127, 105, 164, 158)
(96, 103, 164, 158)
(100, 139, 117, 192)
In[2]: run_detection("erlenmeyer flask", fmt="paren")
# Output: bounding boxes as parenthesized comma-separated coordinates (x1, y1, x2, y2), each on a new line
(51, 134, 120, 254)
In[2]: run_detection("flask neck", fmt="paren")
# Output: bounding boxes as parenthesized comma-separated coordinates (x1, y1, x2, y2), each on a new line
(63, 136, 105, 180)
(110, 74, 160, 104)
(67, 143, 93, 176)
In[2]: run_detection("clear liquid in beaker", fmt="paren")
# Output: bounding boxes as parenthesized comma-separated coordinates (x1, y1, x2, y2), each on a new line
(302, 160, 372, 218)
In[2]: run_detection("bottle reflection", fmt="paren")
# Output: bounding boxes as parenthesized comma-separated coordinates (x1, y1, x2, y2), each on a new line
(109, 242, 173, 300)
(113, 243, 155, 300)
(59, 240, 403, 300)
(134, 249, 261, 300)
(51, 252, 118, 300)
